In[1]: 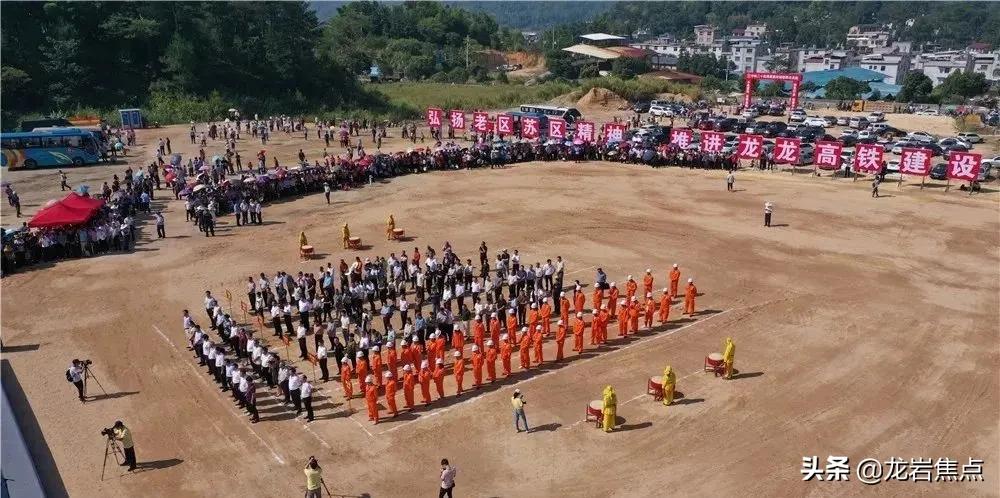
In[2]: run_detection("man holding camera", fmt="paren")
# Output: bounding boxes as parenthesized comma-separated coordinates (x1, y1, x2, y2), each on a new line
(110, 421, 136, 471)
(304, 457, 324, 498)
(67, 359, 86, 402)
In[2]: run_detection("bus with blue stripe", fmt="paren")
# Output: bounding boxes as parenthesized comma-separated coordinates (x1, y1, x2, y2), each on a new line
(1, 129, 103, 170)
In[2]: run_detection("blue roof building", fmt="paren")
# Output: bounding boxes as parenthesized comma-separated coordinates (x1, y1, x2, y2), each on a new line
(798, 68, 901, 98)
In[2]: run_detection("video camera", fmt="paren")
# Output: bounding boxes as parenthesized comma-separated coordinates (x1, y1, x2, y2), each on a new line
(100, 427, 115, 438)
(82, 359, 94, 366)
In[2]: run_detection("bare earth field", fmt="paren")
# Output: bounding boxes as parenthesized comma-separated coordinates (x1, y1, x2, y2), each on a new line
(1, 116, 998, 498)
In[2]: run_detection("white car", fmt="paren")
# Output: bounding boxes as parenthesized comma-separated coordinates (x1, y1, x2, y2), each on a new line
(886, 160, 900, 174)
(956, 132, 983, 144)
(867, 111, 885, 122)
(983, 156, 1000, 169)
(938, 137, 971, 149)
(789, 112, 806, 123)
(840, 129, 858, 138)
(835, 116, 849, 126)
(857, 130, 876, 140)
(915, 109, 940, 116)
(649, 105, 673, 117)
(906, 131, 935, 143)
(890, 141, 915, 154)
(803, 117, 827, 127)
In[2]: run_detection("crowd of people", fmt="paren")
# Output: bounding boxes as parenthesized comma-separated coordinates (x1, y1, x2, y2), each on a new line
(182, 238, 703, 425)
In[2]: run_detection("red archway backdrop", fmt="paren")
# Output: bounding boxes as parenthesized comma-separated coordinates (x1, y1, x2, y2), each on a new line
(743, 72, 803, 112)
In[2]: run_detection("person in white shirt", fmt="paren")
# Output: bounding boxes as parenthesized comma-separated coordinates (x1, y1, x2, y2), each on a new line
(398, 297, 409, 328)
(278, 364, 291, 403)
(204, 291, 217, 328)
(297, 325, 309, 360)
(67, 360, 86, 402)
(288, 369, 303, 414)
(300, 376, 314, 421)
(439, 459, 457, 498)
(316, 343, 329, 381)
(270, 304, 284, 337)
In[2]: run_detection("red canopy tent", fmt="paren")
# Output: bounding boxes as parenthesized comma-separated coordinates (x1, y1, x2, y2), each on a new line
(27, 193, 106, 228)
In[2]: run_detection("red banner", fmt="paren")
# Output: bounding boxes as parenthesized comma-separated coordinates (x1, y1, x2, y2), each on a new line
(575, 121, 595, 142)
(496, 114, 513, 135)
(426, 108, 443, 128)
(472, 112, 491, 133)
(548, 118, 566, 140)
(737, 134, 764, 159)
(773, 137, 801, 164)
(448, 110, 465, 130)
(853, 143, 884, 173)
(899, 148, 932, 176)
(745, 72, 803, 82)
(946, 151, 982, 181)
(814, 141, 842, 169)
(603, 123, 627, 142)
(700, 131, 726, 153)
(522, 117, 541, 139)
(670, 128, 693, 148)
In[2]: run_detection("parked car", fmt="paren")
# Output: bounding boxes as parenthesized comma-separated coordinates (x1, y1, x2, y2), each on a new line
(978, 164, 993, 182)
(890, 141, 916, 154)
(929, 163, 948, 180)
(957, 132, 983, 144)
(744, 122, 768, 135)
(632, 101, 651, 113)
(906, 131, 935, 143)
(713, 118, 740, 132)
(982, 156, 1000, 170)
(796, 126, 826, 142)
(789, 110, 806, 123)
(835, 116, 849, 126)
(886, 159, 900, 174)
(867, 111, 885, 122)
(942, 143, 970, 154)
(768, 103, 785, 116)
(741, 108, 759, 119)
(763, 121, 788, 138)
(848, 117, 870, 129)
(649, 104, 673, 117)
(938, 137, 971, 149)
(869, 123, 889, 133)
(915, 109, 940, 116)
(803, 116, 827, 127)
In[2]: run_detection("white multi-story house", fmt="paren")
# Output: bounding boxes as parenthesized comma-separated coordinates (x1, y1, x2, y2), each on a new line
(912, 51, 971, 86)
(744, 23, 767, 39)
(729, 36, 761, 73)
(847, 24, 891, 51)
(859, 53, 910, 84)
(694, 25, 716, 46)
(971, 51, 1000, 82)
(630, 36, 681, 56)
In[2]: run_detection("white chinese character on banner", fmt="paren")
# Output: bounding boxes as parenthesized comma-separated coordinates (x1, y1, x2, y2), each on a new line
(607, 125, 624, 141)
(703, 133, 723, 152)
(450, 112, 464, 129)
(671, 130, 691, 148)
(948, 153, 978, 179)
(825, 456, 850, 482)
(816, 143, 840, 167)
(523, 119, 539, 137)
(900, 149, 929, 174)
(497, 116, 512, 134)
(473, 113, 488, 131)
(550, 120, 565, 138)
(427, 110, 441, 127)
(775, 139, 800, 163)
(576, 122, 594, 142)
(854, 145, 881, 171)
(738, 135, 762, 158)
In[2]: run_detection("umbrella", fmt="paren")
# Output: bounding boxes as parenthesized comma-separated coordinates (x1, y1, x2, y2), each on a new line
(75, 185, 90, 195)
(243, 177, 255, 183)
(193, 184, 206, 193)
(170, 153, 182, 166)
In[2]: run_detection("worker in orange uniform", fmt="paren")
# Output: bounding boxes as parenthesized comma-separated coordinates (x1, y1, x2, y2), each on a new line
(451, 328, 465, 356)
(402, 364, 416, 410)
(472, 316, 486, 352)
(608, 283, 620, 319)
(590, 309, 600, 345)
(625, 275, 638, 302)
(559, 292, 571, 326)
(485, 340, 498, 382)
(364, 375, 380, 424)
(643, 269, 654, 297)
(658, 288, 671, 324)
(572, 312, 586, 353)
(386, 341, 399, 379)
(340, 360, 354, 407)
(669, 264, 681, 299)
(433, 331, 447, 363)
(628, 297, 640, 334)
(592, 286, 603, 312)
(684, 278, 697, 316)
(617, 299, 628, 337)
(431, 358, 446, 399)
(518, 328, 532, 370)
(489, 313, 501, 346)
(540, 299, 553, 336)
(399, 338, 412, 370)
(355, 351, 369, 394)
(418, 360, 432, 405)
(371, 346, 383, 387)
(425, 334, 437, 368)
(555, 320, 567, 360)
(471, 345, 484, 388)
(643, 293, 655, 329)
(383, 371, 398, 417)
(499, 334, 513, 376)
(409, 340, 424, 374)
(602, 305, 613, 343)
(573, 287, 586, 315)
(453, 350, 466, 395)
(506, 311, 519, 344)
(532, 325, 544, 364)
(527, 304, 540, 334)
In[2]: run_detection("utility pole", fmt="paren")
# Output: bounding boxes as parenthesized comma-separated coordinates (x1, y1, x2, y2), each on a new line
(466, 35, 470, 71)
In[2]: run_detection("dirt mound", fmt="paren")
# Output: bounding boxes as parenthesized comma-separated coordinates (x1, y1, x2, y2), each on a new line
(506, 51, 543, 69)
(576, 87, 629, 110)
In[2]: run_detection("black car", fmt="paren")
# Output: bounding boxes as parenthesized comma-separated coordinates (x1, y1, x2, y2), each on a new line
(763, 121, 788, 137)
(713, 118, 739, 132)
(632, 102, 651, 114)
(929, 163, 948, 180)
(744, 121, 768, 134)
(795, 126, 826, 143)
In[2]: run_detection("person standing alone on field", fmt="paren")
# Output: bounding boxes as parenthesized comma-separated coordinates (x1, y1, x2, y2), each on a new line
(439, 458, 457, 498)
(512, 389, 529, 433)
(304, 457, 323, 498)
(763, 201, 773, 227)
(871, 178, 880, 198)
(726, 171, 735, 191)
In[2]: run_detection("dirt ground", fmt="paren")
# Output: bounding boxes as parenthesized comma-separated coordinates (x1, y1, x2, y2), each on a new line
(1, 115, 998, 498)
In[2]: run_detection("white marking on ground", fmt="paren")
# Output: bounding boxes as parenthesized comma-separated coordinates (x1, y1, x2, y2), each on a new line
(151, 324, 179, 350)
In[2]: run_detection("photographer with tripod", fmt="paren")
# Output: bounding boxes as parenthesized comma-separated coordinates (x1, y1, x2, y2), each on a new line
(104, 421, 136, 471)
(66, 359, 106, 402)
(304, 456, 330, 498)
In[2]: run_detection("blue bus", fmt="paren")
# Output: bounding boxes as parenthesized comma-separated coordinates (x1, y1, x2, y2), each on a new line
(1, 129, 103, 170)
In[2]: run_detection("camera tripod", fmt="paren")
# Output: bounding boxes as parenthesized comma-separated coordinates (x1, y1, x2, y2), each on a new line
(100, 436, 125, 481)
(84, 364, 108, 398)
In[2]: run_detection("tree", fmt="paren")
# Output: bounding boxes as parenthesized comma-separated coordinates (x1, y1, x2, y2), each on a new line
(763, 54, 792, 73)
(545, 49, 579, 79)
(896, 72, 934, 103)
(757, 82, 786, 97)
(676, 53, 729, 78)
(611, 57, 650, 79)
(867, 89, 882, 101)
(933, 71, 990, 100)
(824, 76, 867, 100)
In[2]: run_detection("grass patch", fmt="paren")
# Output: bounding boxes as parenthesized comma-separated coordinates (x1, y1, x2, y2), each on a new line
(371, 81, 574, 112)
